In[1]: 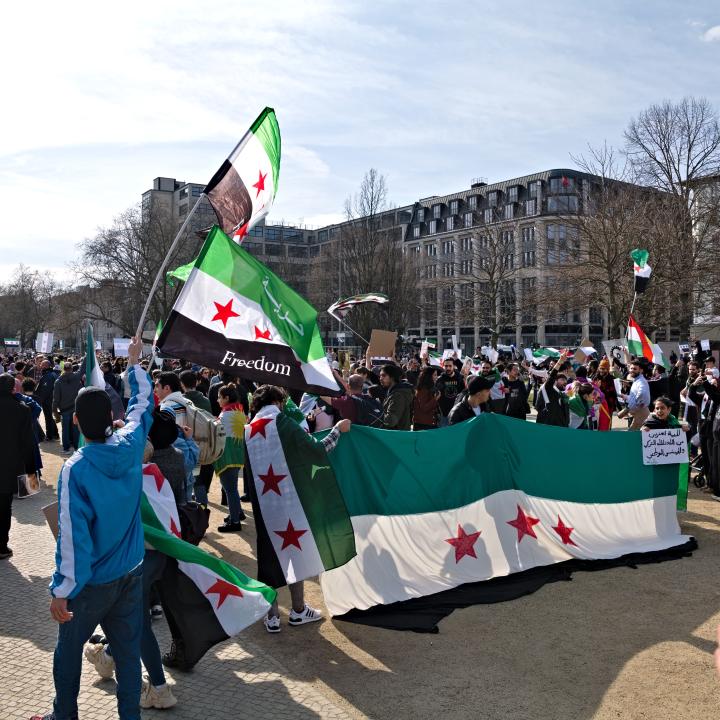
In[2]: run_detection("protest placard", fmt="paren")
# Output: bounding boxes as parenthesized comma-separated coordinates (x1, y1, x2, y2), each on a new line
(641, 428, 688, 466)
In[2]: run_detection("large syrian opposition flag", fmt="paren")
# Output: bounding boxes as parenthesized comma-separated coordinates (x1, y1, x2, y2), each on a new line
(631, 248, 652, 294)
(319, 414, 692, 630)
(245, 405, 356, 584)
(327, 293, 389, 322)
(141, 464, 275, 665)
(158, 226, 341, 396)
(627, 315, 669, 369)
(205, 107, 281, 242)
(85, 324, 104, 389)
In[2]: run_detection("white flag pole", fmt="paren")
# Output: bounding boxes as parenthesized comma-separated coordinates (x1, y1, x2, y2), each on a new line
(134, 197, 205, 345)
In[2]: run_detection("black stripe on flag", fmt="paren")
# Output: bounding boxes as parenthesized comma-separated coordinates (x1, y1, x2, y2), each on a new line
(205, 160, 252, 236)
(157, 310, 342, 396)
(634, 275, 650, 294)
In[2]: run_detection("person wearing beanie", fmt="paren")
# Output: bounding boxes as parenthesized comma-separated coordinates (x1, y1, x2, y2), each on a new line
(35, 336, 154, 720)
(594, 357, 618, 415)
(0, 373, 38, 560)
(448, 375, 494, 425)
(568, 383, 595, 429)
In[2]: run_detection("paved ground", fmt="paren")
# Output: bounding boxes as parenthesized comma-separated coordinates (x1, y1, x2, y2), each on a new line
(2, 423, 720, 720)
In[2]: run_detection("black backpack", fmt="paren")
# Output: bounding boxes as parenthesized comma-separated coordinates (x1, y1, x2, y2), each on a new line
(178, 501, 210, 545)
(351, 394, 384, 426)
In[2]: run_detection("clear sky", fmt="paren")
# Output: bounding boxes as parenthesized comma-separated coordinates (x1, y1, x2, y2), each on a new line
(1, 0, 718, 281)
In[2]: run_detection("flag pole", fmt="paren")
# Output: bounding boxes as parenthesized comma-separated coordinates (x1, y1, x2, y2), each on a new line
(629, 291, 637, 319)
(134, 196, 205, 346)
(334, 317, 370, 345)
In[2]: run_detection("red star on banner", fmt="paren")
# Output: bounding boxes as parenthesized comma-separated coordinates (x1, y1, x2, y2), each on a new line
(507, 505, 540, 543)
(144, 464, 165, 493)
(205, 578, 243, 609)
(212, 299, 240, 328)
(169, 517, 182, 539)
(252, 170, 267, 198)
(254, 326, 272, 341)
(445, 524, 482, 563)
(233, 222, 249, 241)
(274, 519, 307, 550)
(258, 464, 286, 496)
(552, 515, 577, 546)
(247, 416, 273, 439)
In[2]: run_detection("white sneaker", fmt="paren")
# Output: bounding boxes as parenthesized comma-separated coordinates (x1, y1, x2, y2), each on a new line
(288, 604, 323, 627)
(264, 615, 281, 633)
(140, 680, 178, 709)
(83, 642, 115, 679)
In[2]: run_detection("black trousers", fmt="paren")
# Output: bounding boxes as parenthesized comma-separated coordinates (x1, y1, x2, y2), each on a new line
(0, 492, 13, 550)
(42, 399, 59, 439)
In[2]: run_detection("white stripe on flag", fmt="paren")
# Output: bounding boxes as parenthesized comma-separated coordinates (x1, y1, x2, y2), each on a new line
(229, 132, 275, 228)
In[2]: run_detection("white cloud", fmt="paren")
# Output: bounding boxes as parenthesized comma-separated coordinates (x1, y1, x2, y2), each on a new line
(702, 25, 720, 41)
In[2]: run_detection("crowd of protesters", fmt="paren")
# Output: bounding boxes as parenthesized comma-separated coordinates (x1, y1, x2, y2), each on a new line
(0, 337, 717, 718)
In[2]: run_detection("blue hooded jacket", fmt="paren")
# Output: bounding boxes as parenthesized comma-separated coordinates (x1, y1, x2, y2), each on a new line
(50, 365, 153, 599)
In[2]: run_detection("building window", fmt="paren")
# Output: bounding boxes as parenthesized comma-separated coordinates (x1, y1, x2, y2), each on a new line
(265, 243, 283, 256)
(528, 181, 541, 198)
(178, 203, 188, 216)
(318, 230, 328, 242)
(521, 277, 537, 323)
(442, 240, 454, 255)
(449, 200, 459, 215)
(502, 230, 514, 269)
(461, 236, 473, 252)
(179, 188, 188, 199)
(525, 199, 536, 216)
(504, 204, 514, 220)
(288, 246, 307, 258)
(460, 259, 474, 274)
(411, 245, 421, 255)
(590, 306, 603, 325)
(433, 204, 442, 219)
(507, 186, 519, 203)
(548, 195, 578, 213)
(191, 186, 203, 196)
(425, 264, 438, 279)
(417, 207, 425, 222)
(487, 191, 499, 208)
(429, 220, 437, 234)
(426, 243, 437, 257)
(468, 196, 478, 210)
(249, 225, 264, 237)
(413, 225, 420, 239)
(464, 212, 473, 228)
(522, 226, 536, 267)
(484, 208, 494, 224)
(550, 176, 575, 193)
(546, 224, 579, 264)
(447, 216, 455, 231)
(442, 263, 455, 277)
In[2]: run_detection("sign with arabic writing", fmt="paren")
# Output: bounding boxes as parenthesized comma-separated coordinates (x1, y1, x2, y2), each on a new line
(641, 428, 688, 466)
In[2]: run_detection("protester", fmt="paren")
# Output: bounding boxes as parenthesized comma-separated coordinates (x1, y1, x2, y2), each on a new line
(622, 360, 652, 431)
(535, 351, 571, 427)
(448, 375, 494, 424)
(504, 363, 530, 420)
(642, 396, 690, 432)
(593, 358, 618, 415)
(0, 373, 38, 560)
(33, 336, 152, 720)
(480, 361, 506, 414)
(378, 364, 414, 430)
(412, 366, 440, 430)
(37, 360, 60, 441)
(436, 359, 466, 427)
(568, 383, 594, 430)
(53, 361, 83, 455)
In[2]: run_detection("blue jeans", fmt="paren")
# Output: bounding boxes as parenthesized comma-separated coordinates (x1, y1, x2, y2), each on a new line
(220, 467, 241, 523)
(53, 564, 143, 720)
(60, 410, 80, 452)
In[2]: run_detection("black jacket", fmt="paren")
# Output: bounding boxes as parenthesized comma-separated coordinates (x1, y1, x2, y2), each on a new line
(36, 368, 59, 404)
(53, 370, 83, 413)
(382, 382, 414, 430)
(0, 394, 37, 494)
(536, 368, 569, 427)
(448, 398, 480, 425)
(505, 379, 530, 419)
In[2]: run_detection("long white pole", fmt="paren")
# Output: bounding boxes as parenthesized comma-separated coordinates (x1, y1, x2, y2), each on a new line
(134, 196, 205, 342)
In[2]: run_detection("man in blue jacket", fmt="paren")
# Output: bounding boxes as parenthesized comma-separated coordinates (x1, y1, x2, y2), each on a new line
(33, 336, 153, 720)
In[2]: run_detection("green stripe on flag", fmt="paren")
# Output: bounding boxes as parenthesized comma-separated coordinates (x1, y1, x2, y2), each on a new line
(250, 108, 281, 196)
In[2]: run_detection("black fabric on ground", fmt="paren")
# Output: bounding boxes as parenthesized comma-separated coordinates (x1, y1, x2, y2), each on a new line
(334, 538, 698, 633)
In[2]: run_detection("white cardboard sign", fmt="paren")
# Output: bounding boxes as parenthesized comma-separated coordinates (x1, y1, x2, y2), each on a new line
(641, 428, 688, 465)
(113, 338, 131, 357)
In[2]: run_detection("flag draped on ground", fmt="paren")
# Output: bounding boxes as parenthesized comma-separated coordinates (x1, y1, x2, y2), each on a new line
(318, 414, 692, 629)
(631, 248, 652, 294)
(205, 107, 281, 242)
(244, 405, 356, 584)
(141, 464, 275, 665)
(327, 293, 389, 322)
(627, 315, 669, 369)
(158, 226, 341, 395)
(85, 324, 104, 389)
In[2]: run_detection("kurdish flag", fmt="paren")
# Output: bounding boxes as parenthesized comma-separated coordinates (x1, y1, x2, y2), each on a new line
(205, 107, 281, 242)
(327, 293, 390, 322)
(245, 404, 356, 584)
(631, 248, 652, 294)
(627, 315, 670, 369)
(319, 414, 692, 630)
(85, 324, 104, 389)
(141, 463, 275, 665)
(158, 226, 341, 396)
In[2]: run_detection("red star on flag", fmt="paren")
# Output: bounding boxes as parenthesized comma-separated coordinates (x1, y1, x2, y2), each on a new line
(247, 416, 273, 439)
(254, 326, 272, 341)
(274, 519, 307, 550)
(507, 505, 540, 543)
(561, 175, 569, 188)
(552, 515, 577, 546)
(252, 170, 267, 198)
(144, 464, 165, 493)
(258, 464, 286, 496)
(445, 524, 482, 563)
(233, 222, 249, 241)
(205, 578, 243, 609)
(212, 299, 240, 328)
(169, 517, 182, 539)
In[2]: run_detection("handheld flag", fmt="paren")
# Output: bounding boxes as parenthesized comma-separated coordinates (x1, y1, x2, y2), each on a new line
(631, 249, 652, 294)
(157, 226, 341, 396)
(85, 324, 104, 389)
(327, 293, 389, 322)
(205, 107, 281, 242)
(152, 319, 164, 349)
(627, 315, 670, 369)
